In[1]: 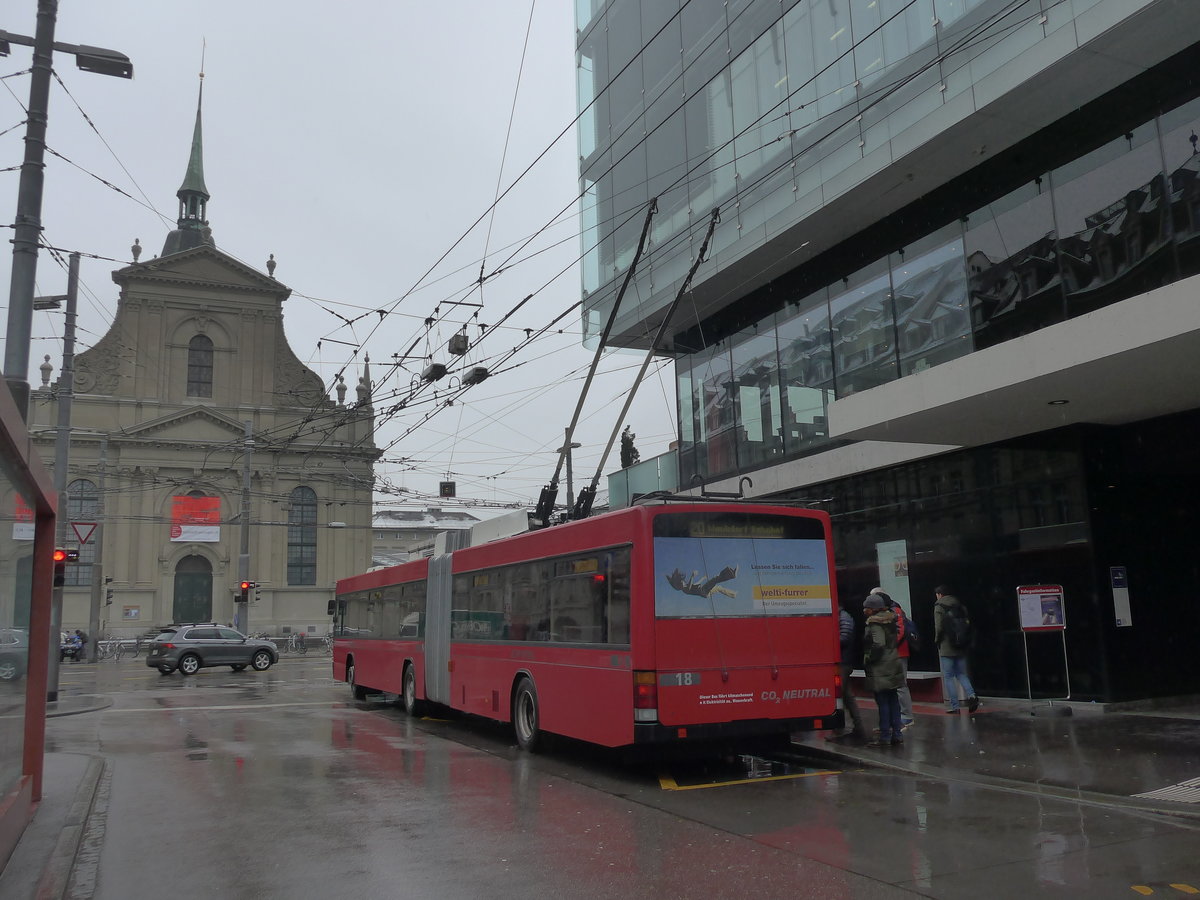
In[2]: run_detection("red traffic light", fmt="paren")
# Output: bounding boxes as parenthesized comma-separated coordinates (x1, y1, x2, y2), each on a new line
(240, 581, 252, 591)
(53, 548, 68, 563)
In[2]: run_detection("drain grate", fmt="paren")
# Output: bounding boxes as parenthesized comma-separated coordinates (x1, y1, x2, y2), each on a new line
(1133, 777, 1200, 804)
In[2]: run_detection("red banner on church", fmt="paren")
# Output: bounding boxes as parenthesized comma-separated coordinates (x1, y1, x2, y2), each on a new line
(170, 496, 220, 542)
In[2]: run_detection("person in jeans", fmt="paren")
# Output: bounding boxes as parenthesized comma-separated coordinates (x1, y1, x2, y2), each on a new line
(934, 585, 979, 713)
(872, 588, 914, 731)
(862, 595, 904, 746)
(829, 601, 867, 742)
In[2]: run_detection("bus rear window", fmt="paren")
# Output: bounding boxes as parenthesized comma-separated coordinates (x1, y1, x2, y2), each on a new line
(652, 512, 831, 618)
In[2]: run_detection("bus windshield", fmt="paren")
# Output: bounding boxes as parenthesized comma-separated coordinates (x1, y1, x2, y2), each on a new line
(652, 511, 831, 618)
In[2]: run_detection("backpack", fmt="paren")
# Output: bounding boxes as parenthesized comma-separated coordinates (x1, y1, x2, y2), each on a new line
(940, 603, 970, 650)
(902, 614, 921, 653)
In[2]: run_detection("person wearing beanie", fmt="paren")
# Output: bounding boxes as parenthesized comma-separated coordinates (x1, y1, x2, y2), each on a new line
(862, 594, 904, 747)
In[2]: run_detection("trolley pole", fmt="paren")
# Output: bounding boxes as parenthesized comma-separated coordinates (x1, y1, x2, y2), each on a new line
(238, 421, 252, 633)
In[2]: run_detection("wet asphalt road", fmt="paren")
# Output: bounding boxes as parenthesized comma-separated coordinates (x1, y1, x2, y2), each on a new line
(40, 657, 1200, 899)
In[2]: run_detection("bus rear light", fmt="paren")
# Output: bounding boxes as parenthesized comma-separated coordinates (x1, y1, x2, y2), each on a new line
(834, 667, 842, 690)
(633, 670, 657, 722)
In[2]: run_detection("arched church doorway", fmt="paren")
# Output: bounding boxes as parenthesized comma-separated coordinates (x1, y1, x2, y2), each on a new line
(173, 555, 213, 623)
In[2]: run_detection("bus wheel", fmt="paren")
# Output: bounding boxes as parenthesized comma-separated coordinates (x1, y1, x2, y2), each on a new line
(402, 664, 424, 717)
(512, 677, 541, 752)
(348, 661, 368, 701)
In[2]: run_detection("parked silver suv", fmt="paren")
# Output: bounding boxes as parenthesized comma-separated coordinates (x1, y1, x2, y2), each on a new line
(146, 624, 277, 676)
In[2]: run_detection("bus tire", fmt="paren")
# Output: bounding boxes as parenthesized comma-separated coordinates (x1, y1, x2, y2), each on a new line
(348, 660, 368, 701)
(512, 677, 542, 753)
(402, 664, 424, 717)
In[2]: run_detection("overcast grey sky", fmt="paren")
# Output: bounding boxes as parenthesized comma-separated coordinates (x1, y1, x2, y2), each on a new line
(0, 1, 677, 512)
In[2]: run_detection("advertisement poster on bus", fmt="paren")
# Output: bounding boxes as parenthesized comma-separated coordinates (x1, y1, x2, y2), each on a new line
(654, 536, 831, 617)
(169, 495, 220, 542)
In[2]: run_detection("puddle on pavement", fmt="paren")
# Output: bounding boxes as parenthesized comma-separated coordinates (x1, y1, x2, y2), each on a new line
(660, 754, 838, 790)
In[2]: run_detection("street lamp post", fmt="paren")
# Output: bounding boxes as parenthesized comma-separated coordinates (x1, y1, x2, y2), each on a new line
(38, 251, 77, 700)
(556, 429, 582, 517)
(1, 3, 132, 420)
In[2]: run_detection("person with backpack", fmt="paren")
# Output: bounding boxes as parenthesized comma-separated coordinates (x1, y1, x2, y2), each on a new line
(872, 588, 915, 730)
(862, 594, 905, 746)
(933, 585, 979, 713)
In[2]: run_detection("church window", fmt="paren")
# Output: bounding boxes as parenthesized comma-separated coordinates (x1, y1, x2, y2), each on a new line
(187, 335, 213, 397)
(287, 486, 318, 585)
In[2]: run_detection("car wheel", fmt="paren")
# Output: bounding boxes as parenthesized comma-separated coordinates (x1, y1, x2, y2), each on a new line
(178, 654, 201, 676)
(0, 658, 19, 681)
(512, 677, 542, 753)
(348, 661, 368, 701)
(158, 666, 174, 675)
(250, 650, 272, 671)
(231, 664, 247, 672)
(402, 664, 424, 716)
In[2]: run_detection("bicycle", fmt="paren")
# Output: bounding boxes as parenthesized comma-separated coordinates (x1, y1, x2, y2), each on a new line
(97, 637, 119, 660)
(288, 633, 308, 655)
(321, 633, 334, 656)
(115, 637, 145, 660)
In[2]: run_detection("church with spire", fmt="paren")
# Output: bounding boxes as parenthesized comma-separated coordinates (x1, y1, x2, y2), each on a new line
(28, 80, 379, 637)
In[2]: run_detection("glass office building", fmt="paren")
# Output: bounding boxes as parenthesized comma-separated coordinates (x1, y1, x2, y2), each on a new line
(579, 0, 1200, 702)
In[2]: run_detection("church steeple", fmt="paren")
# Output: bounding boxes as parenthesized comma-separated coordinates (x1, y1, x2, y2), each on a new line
(162, 73, 215, 256)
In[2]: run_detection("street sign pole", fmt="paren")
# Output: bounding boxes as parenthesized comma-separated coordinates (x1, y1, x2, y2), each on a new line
(45, 252, 77, 700)
(88, 437, 107, 661)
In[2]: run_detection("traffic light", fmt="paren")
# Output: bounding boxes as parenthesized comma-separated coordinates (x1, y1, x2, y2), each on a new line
(105, 575, 114, 606)
(53, 548, 68, 586)
(239, 580, 254, 602)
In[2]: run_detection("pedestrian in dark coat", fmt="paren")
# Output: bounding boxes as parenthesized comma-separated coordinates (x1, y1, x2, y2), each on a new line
(863, 595, 904, 746)
(830, 604, 867, 741)
(933, 585, 979, 713)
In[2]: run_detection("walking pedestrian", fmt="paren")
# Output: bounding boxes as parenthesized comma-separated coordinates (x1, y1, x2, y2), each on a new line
(933, 585, 979, 713)
(829, 601, 868, 742)
(872, 588, 914, 731)
(862, 594, 904, 747)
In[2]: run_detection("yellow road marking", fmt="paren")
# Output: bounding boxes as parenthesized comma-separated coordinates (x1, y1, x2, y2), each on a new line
(1132, 887, 1154, 896)
(658, 768, 839, 791)
(1170, 886, 1199, 895)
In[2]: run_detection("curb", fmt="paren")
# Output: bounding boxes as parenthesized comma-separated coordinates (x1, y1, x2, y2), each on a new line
(33, 756, 106, 900)
(786, 740, 1200, 822)
(46, 696, 113, 719)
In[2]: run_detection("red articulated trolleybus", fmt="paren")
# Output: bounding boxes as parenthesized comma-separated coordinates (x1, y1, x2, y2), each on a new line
(332, 501, 843, 752)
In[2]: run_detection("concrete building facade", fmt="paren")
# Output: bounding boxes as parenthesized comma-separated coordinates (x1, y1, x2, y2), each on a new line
(582, 0, 1200, 701)
(371, 507, 482, 567)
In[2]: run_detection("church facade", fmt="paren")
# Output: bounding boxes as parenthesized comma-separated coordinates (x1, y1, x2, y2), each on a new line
(27, 89, 378, 638)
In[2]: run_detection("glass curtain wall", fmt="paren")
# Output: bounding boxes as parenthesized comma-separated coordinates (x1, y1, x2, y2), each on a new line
(777, 289, 835, 457)
(675, 80, 1200, 485)
(730, 315, 783, 470)
(778, 440, 1097, 698)
(578, 0, 966, 337)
